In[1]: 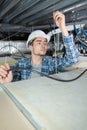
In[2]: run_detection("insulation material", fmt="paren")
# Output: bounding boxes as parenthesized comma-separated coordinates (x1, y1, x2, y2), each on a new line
(4, 69, 87, 130)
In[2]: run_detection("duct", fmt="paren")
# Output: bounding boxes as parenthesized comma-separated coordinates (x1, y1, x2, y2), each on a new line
(0, 40, 29, 57)
(0, 23, 32, 33)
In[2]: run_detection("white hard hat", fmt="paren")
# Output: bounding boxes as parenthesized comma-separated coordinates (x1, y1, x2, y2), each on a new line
(26, 30, 50, 47)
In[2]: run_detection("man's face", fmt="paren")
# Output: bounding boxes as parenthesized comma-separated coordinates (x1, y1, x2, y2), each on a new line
(29, 37, 48, 56)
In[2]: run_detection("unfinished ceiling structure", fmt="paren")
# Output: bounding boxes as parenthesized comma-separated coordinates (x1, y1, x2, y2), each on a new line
(0, 0, 87, 40)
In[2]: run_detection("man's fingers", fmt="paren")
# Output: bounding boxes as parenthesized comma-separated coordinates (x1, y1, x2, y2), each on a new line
(0, 64, 9, 77)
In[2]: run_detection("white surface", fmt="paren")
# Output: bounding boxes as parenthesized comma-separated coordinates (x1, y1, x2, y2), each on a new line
(64, 56, 87, 70)
(4, 69, 87, 130)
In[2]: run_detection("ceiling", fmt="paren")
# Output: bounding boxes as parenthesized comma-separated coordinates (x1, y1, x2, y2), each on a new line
(0, 0, 87, 40)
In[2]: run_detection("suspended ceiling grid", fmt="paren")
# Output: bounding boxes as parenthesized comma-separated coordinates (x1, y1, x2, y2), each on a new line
(0, 0, 87, 39)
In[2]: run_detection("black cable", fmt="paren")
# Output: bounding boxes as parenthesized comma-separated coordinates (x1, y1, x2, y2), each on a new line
(1, 43, 87, 82)
(8, 67, 87, 82)
(74, 24, 87, 49)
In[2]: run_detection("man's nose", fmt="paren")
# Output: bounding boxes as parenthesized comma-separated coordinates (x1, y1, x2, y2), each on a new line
(41, 42, 47, 47)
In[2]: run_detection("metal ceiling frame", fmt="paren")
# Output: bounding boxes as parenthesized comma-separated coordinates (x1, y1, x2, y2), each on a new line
(0, 0, 87, 36)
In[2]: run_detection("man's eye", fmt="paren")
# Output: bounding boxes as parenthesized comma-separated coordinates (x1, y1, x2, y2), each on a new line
(44, 42, 47, 45)
(38, 42, 41, 44)
(36, 41, 47, 45)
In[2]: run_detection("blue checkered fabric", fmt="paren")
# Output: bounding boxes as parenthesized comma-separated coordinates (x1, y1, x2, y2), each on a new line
(11, 34, 80, 82)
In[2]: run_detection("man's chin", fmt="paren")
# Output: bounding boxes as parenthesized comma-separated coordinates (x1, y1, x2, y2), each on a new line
(39, 53, 46, 56)
(39, 51, 46, 55)
(36, 51, 46, 56)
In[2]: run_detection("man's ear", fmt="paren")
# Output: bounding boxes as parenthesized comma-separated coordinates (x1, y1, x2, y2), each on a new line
(29, 45, 32, 51)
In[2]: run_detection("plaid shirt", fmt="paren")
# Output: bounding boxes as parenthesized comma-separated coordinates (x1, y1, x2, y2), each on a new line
(11, 34, 80, 82)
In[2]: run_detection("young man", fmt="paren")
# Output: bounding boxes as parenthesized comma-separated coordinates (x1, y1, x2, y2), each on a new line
(0, 11, 79, 84)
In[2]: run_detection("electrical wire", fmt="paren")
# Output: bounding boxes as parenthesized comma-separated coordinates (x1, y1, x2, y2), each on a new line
(74, 24, 87, 49)
(0, 40, 87, 82)
(81, 28, 87, 38)
(7, 67, 87, 82)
